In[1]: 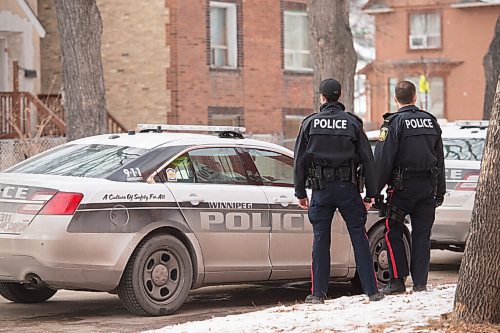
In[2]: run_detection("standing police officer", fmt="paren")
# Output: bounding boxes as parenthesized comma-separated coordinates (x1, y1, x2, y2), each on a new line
(294, 78, 384, 304)
(375, 80, 445, 294)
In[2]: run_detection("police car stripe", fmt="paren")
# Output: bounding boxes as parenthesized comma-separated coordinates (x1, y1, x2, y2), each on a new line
(78, 202, 179, 210)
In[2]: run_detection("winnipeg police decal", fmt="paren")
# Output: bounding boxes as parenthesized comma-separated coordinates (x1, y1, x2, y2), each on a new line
(379, 127, 388, 141)
(166, 168, 177, 182)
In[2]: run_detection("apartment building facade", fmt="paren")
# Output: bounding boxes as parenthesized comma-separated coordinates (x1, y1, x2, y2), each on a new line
(360, 0, 499, 123)
(38, 0, 316, 145)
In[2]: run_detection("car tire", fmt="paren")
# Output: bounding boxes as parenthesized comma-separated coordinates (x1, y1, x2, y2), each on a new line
(118, 234, 193, 316)
(367, 222, 411, 287)
(0, 282, 57, 303)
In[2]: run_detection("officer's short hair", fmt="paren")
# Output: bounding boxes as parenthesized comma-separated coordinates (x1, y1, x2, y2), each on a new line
(395, 81, 416, 104)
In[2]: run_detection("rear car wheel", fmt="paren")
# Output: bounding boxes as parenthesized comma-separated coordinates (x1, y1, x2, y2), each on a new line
(367, 222, 411, 287)
(118, 234, 193, 316)
(0, 282, 56, 303)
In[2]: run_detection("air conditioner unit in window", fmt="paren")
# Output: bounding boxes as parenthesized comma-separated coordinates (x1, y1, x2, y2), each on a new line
(409, 35, 426, 49)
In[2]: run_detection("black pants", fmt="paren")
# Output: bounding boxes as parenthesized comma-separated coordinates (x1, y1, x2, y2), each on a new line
(385, 177, 436, 286)
(308, 180, 378, 297)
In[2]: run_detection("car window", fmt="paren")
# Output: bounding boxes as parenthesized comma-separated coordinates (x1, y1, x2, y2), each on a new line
(161, 153, 196, 183)
(443, 138, 485, 161)
(248, 149, 294, 187)
(6, 144, 148, 178)
(188, 147, 248, 185)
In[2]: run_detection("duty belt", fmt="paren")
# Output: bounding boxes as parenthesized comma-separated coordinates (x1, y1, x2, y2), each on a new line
(321, 166, 352, 182)
(392, 168, 435, 191)
(395, 168, 432, 178)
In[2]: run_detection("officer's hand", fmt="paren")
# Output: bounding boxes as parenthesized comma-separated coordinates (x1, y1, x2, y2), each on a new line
(363, 197, 375, 210)
(434, 195, 444, 208)
(298, 197, 309, 209)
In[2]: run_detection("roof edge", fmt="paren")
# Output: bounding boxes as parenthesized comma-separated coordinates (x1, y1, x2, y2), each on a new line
(451, 2, 500, 8)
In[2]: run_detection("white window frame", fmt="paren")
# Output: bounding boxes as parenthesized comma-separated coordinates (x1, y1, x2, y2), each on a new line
(209, 1, 237, 69)
(409, 12, 441, 50)
(283, 10, 312, 72)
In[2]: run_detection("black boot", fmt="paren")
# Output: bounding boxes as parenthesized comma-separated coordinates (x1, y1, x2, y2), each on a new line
(305, 294, 325, 304)
(368, 291, 385, 301)
(381, 279, 406, 295)
(412, 284, 427, 292)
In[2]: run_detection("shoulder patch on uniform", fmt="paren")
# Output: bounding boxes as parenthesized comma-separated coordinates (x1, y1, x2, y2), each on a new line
(379, 127, 389, 141)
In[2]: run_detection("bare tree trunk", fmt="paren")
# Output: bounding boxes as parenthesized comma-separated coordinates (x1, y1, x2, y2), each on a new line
(307, 0, 357, 112)
(453, 78, 500, 324)
(54, 0, 107, 141)
(483, 17, 499, 120)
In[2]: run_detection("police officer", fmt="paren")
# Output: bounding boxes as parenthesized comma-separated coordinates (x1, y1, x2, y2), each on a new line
(294, 78, 384, 304)
(374, 80, 445, 294)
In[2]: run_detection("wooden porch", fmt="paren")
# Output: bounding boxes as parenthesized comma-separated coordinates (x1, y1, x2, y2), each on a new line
(0, 61, 127, 139)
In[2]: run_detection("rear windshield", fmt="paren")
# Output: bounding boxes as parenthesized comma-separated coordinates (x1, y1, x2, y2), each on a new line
(6, 144, 148, 178)
(443, 138, 484, 161)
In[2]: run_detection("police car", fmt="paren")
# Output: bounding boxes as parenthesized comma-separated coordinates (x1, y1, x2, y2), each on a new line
(434, 120, 486, 251)
(367, 120, 486, 253)
(0, 125, 405, 316)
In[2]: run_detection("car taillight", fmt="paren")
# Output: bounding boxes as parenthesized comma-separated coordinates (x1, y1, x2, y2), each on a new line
(38, 192, 84, 215)
(17, 191, 57, 215)
(455, 172, 479, 191)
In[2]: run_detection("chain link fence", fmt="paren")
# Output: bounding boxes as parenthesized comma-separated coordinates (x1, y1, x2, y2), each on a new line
(0, 137, 66, 171)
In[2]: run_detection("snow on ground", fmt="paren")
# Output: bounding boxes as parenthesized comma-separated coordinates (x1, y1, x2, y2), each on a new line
(148, 284, 456, 333)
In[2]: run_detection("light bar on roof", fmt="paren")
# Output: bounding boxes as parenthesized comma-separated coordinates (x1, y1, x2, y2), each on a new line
(454, 120, 489, 128)
(137, 124, 247, 133)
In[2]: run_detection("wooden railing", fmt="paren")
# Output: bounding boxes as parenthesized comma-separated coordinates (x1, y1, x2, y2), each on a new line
(39, 94, 128, 134)
(107, 111, 128, 133)
(0, 92, 127, 138)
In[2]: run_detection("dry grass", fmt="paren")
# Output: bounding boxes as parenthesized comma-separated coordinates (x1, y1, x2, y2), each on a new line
(415, 312, 500, 333)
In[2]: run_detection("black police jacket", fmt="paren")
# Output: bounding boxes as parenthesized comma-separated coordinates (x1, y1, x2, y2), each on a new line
(293, 101, 377, 199)
(374, 105, 446, 196)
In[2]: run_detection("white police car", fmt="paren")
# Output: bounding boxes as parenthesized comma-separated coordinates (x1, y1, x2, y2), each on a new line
(367, 120, 487, 253)
(434, 120, 486, 251)
(0, 125, 405, 316)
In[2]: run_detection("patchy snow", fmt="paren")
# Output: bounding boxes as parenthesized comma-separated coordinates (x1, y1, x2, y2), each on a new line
(148, 284, 456, 333)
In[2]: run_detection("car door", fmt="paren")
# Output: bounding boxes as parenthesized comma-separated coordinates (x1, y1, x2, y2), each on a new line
(244, 148, 351, 280)
(159, 147, 272, 283)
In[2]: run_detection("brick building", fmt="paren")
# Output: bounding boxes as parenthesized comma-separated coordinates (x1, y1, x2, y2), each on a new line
(38, 0, 169, 129)
(166, 0, 315, 147)
(38, 0, 317, 146)
(360, 0, 500, 123)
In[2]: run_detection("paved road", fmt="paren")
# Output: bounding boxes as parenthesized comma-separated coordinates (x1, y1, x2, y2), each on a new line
(0, 250, 463, 333)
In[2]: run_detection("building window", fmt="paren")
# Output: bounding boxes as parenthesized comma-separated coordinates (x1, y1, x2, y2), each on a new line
(388, 78, 398, 113)
(210, 2, 238, 68)
(282, 109, 310, 149)
(284, 10, 312, 71)
(409, 12, 441, 49)
(389, 76, 444, 118)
